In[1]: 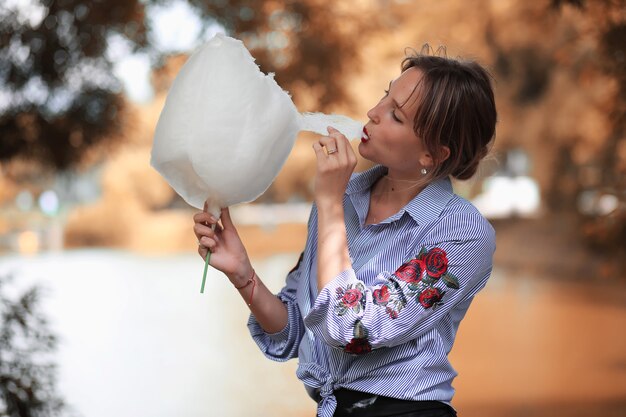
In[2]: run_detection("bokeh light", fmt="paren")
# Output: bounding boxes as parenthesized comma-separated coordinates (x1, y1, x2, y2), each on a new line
(38, 190, 59, 216)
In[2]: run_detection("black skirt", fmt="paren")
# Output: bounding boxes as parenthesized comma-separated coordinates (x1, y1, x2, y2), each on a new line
(332, 389, 457, 417)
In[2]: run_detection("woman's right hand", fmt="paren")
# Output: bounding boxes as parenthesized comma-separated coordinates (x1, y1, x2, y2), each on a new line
(193, 205, 253, 286)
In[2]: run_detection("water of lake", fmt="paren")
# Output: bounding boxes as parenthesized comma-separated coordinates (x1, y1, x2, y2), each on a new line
(1, 250, 625, 417)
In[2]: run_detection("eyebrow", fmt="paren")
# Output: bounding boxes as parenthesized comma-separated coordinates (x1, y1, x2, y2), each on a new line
(388, 81, 408, 119)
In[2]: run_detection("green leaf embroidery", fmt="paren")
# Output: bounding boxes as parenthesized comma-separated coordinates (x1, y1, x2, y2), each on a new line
(442, 272, 460, 289)
(417, 246, 428, 259)
(353, 320, 369, 339)
(335, 306, 348, 316)
(422, 276, 435, 286)
(393, 298, 406, 310)
(408, 281, 421, 291)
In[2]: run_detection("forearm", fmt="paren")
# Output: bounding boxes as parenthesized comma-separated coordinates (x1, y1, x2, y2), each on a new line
(316, 200, 352, 292)
(233, 271, 288, 334)
(311, 125, 356, 293)
(194, 206, 290, 334)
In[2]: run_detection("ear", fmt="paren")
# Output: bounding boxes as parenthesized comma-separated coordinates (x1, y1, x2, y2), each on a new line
(439, 146, 451, 164)
(419, 152, 434, 169)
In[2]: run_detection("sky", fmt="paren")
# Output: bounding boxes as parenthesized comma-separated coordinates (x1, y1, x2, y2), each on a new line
(1, 0, 222, 111)
(111, 1, 225, 103)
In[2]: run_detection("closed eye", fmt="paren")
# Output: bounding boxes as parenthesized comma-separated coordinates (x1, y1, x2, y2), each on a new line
(383, 89, 402, 122)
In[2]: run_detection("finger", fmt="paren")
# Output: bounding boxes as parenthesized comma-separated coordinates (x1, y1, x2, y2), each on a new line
(330, 130, 356, 165)
(327, 126, 342, 135)
(312, 142, 328, 159)
(320, 135, 351, 166)
(194, 223, 219, 241)
(198, 246, 208, 259)
(335, 135, 354, 161)
(328, 127, 349, 149)
(318, 136, 338, 155)
(327, 126, 347, 141)
(199, 236, 218, 251)
(220, 207, 235, 231)
(194, 212, 217, 226)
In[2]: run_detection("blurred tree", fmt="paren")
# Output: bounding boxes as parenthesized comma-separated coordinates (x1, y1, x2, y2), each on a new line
(0, 274, 65, 417)
(580, 2, 626, 272)
(486, 0, 626, 273)
(0, 0, 147, 170)
(0, 0, 374, 171)
(184, 0, 371, 109)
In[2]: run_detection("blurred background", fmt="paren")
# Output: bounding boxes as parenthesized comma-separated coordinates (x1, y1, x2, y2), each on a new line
(0, 0, 625, 416)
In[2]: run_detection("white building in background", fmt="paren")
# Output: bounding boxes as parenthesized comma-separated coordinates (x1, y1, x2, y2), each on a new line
(470, 148, 541, 219)
(471, 175, 541, 219)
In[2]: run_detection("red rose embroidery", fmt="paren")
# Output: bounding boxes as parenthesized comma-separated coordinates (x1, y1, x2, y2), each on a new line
(418, 287, 444, 308)
(373, 285, 390, 305)
(394, 258, 425, 283)
(424, 248, 448, 278)
(345, 338, 372, 355)
(386, 307, 399, 319)
(341, 289, 363, 308)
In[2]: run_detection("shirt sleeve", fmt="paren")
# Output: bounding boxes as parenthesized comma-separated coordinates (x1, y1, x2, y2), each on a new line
(247, 252, 306, 362)
(303, 212, 495, 354)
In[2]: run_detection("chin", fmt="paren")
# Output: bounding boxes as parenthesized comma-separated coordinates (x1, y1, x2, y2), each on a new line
(357, 143, 368, 160)
(358, 142, 377, 164)
(357, 141, 368, 157)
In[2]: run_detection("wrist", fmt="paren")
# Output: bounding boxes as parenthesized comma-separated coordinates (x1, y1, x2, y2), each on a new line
(230, 269, 257, 307)
(228, 265, 254, 287)
(314, 186, 346, 205)
(315, 198, 344, 214)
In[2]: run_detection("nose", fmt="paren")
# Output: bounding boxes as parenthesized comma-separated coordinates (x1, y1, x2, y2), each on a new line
(366, 103, 380, 123)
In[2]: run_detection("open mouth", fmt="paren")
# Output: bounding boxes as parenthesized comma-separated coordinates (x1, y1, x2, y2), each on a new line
(361, 127, 370, 143)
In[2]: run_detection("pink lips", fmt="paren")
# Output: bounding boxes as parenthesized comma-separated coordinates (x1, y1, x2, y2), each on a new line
(361, 127, 370, 143)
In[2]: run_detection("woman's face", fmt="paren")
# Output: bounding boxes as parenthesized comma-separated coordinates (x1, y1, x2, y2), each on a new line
(359, 67, 432, 176)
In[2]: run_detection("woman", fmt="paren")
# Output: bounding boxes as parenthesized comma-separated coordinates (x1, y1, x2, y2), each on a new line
(193, 50, 497, 417)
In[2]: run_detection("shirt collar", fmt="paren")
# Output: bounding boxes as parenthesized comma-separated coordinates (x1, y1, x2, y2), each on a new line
(346, 165, 454, 226)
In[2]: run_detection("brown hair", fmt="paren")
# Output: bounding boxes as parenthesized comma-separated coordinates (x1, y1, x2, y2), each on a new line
(401, 48, 497, 180)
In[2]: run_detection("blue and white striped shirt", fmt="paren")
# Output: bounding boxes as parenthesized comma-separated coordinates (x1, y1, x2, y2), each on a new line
(248, 165, 495, 417)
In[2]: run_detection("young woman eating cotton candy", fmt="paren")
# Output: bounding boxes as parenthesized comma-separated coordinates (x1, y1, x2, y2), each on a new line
(193, 50, 497, 417)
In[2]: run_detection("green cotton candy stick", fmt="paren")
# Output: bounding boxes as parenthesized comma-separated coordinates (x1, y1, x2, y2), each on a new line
(200, 220, 217, 294)
(200, 250, 210, 293)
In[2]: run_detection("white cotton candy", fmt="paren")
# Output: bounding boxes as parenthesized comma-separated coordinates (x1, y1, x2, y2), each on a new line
(151, 34, 363, 217)
(299, 112, 363, 138)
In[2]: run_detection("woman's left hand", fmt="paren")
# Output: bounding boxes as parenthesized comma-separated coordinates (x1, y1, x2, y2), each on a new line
(312, 126, 358, 206)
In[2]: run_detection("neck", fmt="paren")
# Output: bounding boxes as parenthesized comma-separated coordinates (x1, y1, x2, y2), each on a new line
(384, 167, 423, 182)
(371, 170, 427, 202)
(366, 168, 429, 225)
